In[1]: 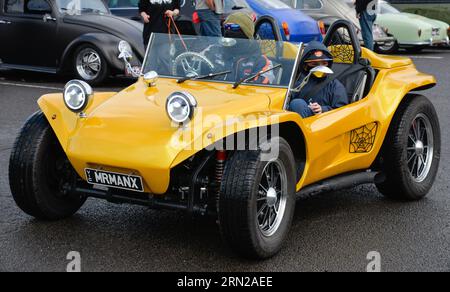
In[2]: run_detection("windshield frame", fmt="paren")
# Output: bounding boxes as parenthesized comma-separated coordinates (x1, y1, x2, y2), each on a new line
(55, 0, 110, 15)
(140, 33, 303, 90)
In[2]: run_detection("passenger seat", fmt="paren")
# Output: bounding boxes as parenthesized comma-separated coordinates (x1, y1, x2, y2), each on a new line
(333, 59, 376, 103)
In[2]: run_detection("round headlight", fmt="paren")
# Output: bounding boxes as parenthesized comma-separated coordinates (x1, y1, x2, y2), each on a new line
(118, 40, 132, 54)
(63, 80, 93, 113)
(166, 92, 197, 124)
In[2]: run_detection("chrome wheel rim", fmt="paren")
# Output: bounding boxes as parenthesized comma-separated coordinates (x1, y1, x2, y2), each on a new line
(76, 48, 101, 81)
(407, 113, 434, 183)
(257, 160, 288, 237)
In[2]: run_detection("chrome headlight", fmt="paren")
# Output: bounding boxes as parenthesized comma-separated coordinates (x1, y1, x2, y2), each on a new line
(63, 80, 93, 113)
(166, 92, 197, 124)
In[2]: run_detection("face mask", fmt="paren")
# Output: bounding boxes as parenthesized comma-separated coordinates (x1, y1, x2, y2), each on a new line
(312, 71, 327, 78)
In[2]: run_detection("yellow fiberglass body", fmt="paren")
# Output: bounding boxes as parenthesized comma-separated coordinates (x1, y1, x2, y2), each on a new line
(10, 22, 441, 259)
(38, 46, 435, 195)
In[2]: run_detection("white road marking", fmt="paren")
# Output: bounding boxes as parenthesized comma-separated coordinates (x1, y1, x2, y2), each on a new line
(0, 81, 62, 91)
(407, 56, 444, 60)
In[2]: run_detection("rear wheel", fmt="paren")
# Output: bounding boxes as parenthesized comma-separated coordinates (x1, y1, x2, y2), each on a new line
(376, 95, 441, 200)
(9, 112, 86, 220)
(219, 137, 296, 259)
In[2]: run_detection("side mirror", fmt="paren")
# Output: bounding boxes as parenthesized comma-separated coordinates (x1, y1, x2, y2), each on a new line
(144, 71, 159, 87)
(219, 37, 237, 47)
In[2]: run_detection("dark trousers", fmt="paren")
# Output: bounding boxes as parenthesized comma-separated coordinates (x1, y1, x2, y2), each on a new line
(197, 9, 222, 37)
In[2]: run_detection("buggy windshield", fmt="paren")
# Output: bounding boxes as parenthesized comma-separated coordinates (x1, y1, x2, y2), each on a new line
(142, 33, 300, 88)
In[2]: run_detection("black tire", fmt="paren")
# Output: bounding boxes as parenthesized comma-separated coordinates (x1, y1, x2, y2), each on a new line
(405, 46, 425, 54)
(73, 44, 109, 86)
(219, 137, 296, 259)
(9, 112, 86, 220)
(375, 41, 399, 55)
(376, 95, 441, 200)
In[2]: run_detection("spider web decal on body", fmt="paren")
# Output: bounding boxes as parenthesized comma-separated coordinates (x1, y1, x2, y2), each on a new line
(350, 123, 378, 153)
(327, 27, 355, 64)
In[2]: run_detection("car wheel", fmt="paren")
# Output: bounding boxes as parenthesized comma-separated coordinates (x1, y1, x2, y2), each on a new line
(376, 95, 441, 200)
(73, 44, 109, 86)
(219, 137, 296, 259)
(375, 41, 399, 54)
(9, 112, 86, 220)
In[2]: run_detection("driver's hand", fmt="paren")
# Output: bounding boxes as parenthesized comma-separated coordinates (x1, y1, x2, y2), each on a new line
(141, 12, 150, 23)
(309, 103, 323, 115)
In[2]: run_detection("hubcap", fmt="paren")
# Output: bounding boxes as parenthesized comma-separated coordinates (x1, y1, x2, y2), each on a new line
(407, 113, 434, 183)
(266, 188, 278, 207)
(76, 48, 101, 81)
(415, 140, 425, 156)
(257, 160, 288, 237)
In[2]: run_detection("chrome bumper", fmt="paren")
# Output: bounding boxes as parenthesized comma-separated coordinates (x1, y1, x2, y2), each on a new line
(374, 36, 396, 45)
(401, 37, 450, 46)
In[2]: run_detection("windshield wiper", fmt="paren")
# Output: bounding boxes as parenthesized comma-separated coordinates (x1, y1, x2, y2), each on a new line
(177, 70, 231, 84)
(232, 64, 282, 89)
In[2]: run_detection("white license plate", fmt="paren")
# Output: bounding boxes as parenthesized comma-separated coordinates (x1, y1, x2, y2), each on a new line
(85, 168, 144, 192)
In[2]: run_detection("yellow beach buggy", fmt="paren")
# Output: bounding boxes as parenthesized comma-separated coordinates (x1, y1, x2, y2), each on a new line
(9, 20, 440, 259)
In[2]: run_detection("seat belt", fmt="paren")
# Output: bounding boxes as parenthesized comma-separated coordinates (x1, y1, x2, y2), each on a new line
(298, 64, 366, 102)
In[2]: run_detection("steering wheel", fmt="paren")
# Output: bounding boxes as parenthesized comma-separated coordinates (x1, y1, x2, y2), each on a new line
(172, 52, 215, 78)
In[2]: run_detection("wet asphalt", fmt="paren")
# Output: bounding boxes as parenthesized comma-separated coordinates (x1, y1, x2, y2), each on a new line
(0, 48, 449, 272)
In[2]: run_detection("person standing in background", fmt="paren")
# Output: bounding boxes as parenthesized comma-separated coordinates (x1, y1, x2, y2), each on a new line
(355, 0, 378, 51)
(196, 0, 223, 37)
(139, 0, 181, 47)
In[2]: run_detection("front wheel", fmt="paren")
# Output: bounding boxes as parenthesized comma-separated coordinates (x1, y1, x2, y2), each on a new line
(9, 112, 86, 220)
(219, 137, 296, 259)
(73, 44, 109, 86)
(376, 95, 441, 200)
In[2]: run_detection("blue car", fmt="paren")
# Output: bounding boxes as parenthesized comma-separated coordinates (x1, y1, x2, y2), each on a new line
(245, 0, 323, 43)
(107, 0, 322, 43)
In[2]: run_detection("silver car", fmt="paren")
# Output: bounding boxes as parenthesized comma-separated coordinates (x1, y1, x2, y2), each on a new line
(281, 0, 398, 54)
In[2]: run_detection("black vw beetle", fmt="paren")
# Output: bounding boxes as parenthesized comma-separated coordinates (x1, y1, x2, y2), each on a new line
(0, 0, 144, 85)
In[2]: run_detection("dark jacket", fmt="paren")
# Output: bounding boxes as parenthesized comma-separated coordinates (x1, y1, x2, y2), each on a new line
(355, 0, 372, 14)
(138, 0, 180, 45)
(292, 41, 348, 113)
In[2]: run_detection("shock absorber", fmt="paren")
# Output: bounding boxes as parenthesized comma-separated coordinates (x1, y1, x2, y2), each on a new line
(215, 150, 227, 212)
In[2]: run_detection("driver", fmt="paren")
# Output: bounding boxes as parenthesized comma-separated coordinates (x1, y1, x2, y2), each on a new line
(222, 12, 276, 85)
(289, 41, 348, 118)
